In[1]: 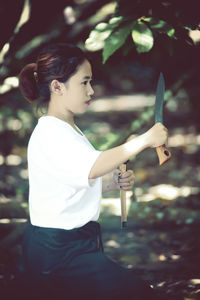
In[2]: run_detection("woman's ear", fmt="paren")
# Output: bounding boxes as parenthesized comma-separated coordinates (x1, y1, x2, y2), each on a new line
(50, 80, 63, 95)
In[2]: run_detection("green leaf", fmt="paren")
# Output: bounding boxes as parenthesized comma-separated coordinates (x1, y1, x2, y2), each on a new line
(131, 21, 154, 53)
(85, 22, 112, 52)
(109, 16, 123, 26)
(184, 25, 193, 31)
(144, 18, 175, 38)
(102, 21, 135, 63)
(152, 20, 175, 37)
(149, 19, 166, 29)
(167, 28, 175, 37)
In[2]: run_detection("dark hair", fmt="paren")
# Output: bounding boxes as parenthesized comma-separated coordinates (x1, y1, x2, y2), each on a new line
(18, 43, 86, 104)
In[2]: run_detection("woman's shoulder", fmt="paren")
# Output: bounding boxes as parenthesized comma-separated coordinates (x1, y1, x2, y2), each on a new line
(30, 116, 81, 146)
(37, 116, 73, 135)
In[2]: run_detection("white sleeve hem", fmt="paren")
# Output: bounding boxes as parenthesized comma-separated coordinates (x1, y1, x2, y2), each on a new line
(85, 150, 102, 188)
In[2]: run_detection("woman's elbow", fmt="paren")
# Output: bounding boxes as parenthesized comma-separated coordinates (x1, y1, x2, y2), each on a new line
(89, 167, 99, 180)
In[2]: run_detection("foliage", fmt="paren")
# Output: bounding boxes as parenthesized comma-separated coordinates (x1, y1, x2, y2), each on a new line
(85, 0, 200, 63)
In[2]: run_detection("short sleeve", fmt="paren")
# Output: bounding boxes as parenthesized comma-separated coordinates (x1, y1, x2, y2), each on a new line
(39, 123, 102, 188)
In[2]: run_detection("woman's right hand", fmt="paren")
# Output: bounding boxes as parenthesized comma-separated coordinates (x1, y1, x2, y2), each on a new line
(144, 122, 168, 148)
(89, 122, 169, 179)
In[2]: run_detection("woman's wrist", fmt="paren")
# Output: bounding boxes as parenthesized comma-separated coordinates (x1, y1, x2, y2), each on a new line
(103, 181, 116, 192)
(102, 170, 120, 193)
(140, 131, 152, 148)
(124, 133, 150, 156)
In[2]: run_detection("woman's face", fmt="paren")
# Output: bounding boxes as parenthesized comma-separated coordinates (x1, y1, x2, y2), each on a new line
(62, 59, 94, 115)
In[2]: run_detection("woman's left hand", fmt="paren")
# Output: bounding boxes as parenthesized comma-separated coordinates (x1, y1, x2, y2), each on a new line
(113, 169, 135, 191)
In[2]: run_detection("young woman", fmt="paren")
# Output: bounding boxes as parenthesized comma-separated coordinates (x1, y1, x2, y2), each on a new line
(19, 43, 168, 300)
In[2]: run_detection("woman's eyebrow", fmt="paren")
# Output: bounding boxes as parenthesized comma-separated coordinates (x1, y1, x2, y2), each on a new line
(82, 76, 92, 80)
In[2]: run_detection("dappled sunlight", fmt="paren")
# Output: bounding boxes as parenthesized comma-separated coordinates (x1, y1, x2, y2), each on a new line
(168, 130, 200, 148)
(105, 239, 120, 248)
(171, 254, 180, 261)
(101, 191, 133, 216)
(88, 94, 154, 112)
(0, 155, 4, 165)
(14, 0, 31, 35)
(158, 253, 180, 262)
(0, 218, 10, 224)
(85, 122, 111, 136)
(5, 154, 22, 166)
(137, 184, 199, 202)
(157, 281, 166, 287)
(6, 119, 22, 131)
(0, 196, 11, 203)
(87, 2, 117, 27)
(149, 184, 197, 200)
(190, 279, 200, 285)
(63, 6, 76, 25)
(158, 254, 167, 261)
(19, 169, 28, 179)
(101, 183, 199, 216)
(0, 77, 19, 94)
(0, 43, 10, 64)
(0, 218, 27, 224)
(0, 0, 30, 65)
(20, 202, 28, 209)
(189, 29, 200, 44)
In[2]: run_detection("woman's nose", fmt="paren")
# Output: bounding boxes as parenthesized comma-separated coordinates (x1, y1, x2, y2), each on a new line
(87, 84, 94, 96)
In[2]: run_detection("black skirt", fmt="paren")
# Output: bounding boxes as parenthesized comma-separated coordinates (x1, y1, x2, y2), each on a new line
(22, 221, 157, 300)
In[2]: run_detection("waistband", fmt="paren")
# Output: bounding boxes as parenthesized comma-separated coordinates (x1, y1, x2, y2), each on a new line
(26, 221, 104, 252)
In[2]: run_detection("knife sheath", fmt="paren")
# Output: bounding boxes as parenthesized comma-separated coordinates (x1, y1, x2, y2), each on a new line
(156, 144, 171, 165)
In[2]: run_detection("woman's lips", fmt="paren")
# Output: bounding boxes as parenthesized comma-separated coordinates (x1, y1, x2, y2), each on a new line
(85, 100, 91, 105)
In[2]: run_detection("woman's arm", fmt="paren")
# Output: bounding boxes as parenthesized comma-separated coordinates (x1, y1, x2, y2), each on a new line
(89, 123, 168, 179)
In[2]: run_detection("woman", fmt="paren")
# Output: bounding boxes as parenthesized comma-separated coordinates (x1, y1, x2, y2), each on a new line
(19, 43, 168, 299)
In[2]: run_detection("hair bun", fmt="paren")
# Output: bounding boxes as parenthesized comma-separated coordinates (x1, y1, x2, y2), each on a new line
(19, 63, 39, 102)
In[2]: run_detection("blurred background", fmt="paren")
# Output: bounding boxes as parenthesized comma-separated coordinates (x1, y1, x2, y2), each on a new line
(0, 0, 200, 299)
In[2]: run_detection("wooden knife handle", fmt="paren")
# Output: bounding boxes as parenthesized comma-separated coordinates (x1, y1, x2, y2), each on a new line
(120, 163, 128, 228)
(156, 144, 171, 165)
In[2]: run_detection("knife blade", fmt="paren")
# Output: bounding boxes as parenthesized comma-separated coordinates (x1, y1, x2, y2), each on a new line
(155, 73, 165, 123)
(155, 73, 171, 165)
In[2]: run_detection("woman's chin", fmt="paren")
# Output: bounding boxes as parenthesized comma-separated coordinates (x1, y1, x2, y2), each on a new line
(75, 108, 87, 115)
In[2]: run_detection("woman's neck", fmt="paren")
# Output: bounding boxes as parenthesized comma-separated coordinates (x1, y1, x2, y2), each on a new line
(46, 111, 83, 135)
(46, 102, 75, 127)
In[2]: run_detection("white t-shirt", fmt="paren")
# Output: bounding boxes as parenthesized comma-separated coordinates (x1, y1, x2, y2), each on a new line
(28, 116, 102, 230)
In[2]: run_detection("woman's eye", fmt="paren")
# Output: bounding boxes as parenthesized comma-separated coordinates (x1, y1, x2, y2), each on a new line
(82, 81, 88, 85)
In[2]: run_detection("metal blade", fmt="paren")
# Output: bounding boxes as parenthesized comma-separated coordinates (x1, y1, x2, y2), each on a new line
(155, 72, 165, 124)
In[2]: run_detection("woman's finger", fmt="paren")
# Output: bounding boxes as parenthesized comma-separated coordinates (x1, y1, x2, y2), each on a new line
(119, 173, 135, 184)
(120, 170, 133, 178)
(119, 178, 135, 190)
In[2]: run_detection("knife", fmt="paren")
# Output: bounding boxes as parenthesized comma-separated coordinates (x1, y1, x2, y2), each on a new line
(155, 73, 171, 165)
